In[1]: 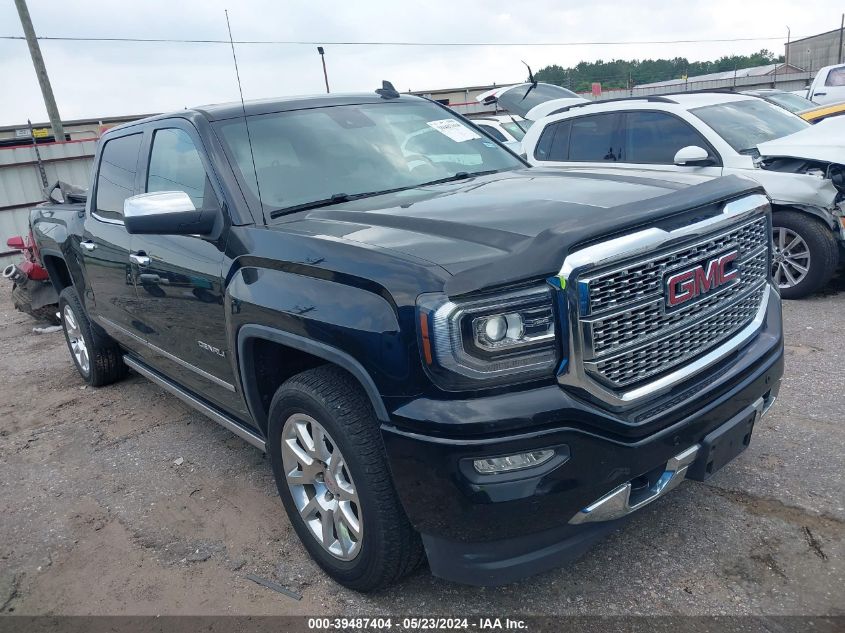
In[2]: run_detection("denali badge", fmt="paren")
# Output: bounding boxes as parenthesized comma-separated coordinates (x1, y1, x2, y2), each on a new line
(665, 250, 739, 308)
(197, 340, 226, 358)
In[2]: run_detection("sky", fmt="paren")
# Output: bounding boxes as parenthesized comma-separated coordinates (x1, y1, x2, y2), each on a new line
(0, 0, 843, 125)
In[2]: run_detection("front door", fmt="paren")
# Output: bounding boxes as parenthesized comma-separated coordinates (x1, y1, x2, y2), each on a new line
(127, 124, 243, 416)
(615, 111, 723, 178)
(81, 132, 143, 334)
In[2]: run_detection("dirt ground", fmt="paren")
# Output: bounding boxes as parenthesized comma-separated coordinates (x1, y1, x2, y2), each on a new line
(0, 279, 843, 617)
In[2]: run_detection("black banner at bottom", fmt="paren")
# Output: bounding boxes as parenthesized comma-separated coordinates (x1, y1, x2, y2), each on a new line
(0, 616, 842, 633)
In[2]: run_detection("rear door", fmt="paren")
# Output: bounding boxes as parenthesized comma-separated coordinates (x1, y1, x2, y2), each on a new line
(127, 121, 240, 413)
(530, 112, 624, 164)
(81, 131, 142, 333)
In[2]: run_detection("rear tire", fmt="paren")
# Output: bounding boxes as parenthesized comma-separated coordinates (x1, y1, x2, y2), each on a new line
(59, 286, 127, 387)
(267, 365, 423, 592)
(772, 211, 839, 300)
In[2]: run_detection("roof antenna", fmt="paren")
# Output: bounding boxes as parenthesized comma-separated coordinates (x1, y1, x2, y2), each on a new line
(376, 80, 400, 99)
(225, 10, 263, 213)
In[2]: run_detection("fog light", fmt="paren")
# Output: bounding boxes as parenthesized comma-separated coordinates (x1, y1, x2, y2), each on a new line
(473, 449, 555, 474)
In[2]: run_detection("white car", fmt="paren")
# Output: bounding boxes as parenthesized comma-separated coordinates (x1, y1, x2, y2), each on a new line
(522, 92, 845, 298)
(470, 115, 532, 144)
(807, 64, 845, 106)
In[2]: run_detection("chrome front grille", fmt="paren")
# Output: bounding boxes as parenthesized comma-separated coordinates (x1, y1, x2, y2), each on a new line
(584, 217, 768, 315)
(577, 215, 770, 390)
(585, 286, 766, 387)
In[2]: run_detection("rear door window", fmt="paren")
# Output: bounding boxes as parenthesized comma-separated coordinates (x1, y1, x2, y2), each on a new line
(533, 121, 571, 161)
(623, 111, 713, 164)
(94, 133, 143, 222)
(568, 114, 622, 161)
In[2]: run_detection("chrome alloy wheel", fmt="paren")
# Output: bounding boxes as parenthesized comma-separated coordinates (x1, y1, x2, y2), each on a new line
(281, 413, 362, 560)
(772, 227, 811, 290)
(63, 305, 90, 376)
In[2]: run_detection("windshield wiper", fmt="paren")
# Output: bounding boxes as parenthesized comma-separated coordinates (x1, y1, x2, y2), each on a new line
(415, 169, 502, 188)
(270, 185, 421, 219)
(269, 193, 354, 218)
(269, 171, 504, 218)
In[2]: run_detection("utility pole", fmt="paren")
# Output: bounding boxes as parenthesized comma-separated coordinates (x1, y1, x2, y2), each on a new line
(785, 26, 791, 69)
(839, 13, 844, 64)
(14, 0, 64, 141)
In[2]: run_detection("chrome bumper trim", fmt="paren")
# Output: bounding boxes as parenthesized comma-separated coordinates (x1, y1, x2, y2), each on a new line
(570, 396, 768, 525)
(569, 444, 700, 525)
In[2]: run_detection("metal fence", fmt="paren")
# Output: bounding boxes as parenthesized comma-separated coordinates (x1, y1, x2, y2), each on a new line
(593, 71, 814, 101)
(0, 139, 96, 267)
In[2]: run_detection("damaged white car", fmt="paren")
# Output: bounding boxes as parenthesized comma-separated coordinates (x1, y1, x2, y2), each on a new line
(521, 92, 845, 298)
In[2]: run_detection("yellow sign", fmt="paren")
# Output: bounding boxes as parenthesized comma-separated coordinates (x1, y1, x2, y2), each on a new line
(32, 128, 49, 138)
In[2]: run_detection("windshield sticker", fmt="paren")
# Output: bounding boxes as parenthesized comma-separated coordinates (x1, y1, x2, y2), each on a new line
(426, 119, 481, 143)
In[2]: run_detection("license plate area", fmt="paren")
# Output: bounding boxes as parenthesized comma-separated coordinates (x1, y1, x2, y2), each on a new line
(687, 408, 757, 481)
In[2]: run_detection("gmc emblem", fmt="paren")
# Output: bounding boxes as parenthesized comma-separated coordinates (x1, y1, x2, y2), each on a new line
(665, 250, 739, 308)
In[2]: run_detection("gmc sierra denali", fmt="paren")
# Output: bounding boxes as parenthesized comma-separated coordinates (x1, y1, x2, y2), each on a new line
(31, 89, 784, 591)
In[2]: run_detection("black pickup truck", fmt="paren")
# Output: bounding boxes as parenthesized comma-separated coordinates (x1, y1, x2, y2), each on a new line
(31, 90, 784, 591)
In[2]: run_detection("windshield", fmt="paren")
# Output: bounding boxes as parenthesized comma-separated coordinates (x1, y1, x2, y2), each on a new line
(215, 101, 522, 216)
(764, 92, 816, 113)
(497, 83, 581, 117)
(501, 119, 532, 141)
(691, 99, 810, 153)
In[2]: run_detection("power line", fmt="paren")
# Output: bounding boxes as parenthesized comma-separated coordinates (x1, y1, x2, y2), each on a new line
(0, 34, 796, 46)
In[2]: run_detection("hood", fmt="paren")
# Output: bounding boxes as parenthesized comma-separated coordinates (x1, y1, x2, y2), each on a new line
(275, 170, 763, 295)
(757, 117, 845, 164)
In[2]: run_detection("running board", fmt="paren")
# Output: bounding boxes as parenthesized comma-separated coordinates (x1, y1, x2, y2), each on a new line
(123, 355, 266, 451)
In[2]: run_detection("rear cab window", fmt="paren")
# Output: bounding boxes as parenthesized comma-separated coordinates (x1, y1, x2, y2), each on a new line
(825, 67, 845, 86)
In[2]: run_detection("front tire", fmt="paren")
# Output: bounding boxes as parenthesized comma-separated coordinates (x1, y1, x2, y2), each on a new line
(772, 211, 839, 299)
(59, 287, 127, 386)
(267, 365, 423, 592)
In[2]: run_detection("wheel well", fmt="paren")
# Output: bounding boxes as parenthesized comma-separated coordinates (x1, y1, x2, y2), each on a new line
(246, 337, 329, 433)
(42, 255, 72, 293)
(771, 204, 837, 232)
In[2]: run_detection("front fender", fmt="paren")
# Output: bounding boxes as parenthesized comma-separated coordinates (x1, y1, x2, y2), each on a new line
(747, 169, 839, 211)
(226, 266, 425, 423)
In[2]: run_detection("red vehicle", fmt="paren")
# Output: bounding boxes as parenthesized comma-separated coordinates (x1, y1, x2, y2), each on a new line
(4, 182, 86, 323)
(4, 230, 59, 324)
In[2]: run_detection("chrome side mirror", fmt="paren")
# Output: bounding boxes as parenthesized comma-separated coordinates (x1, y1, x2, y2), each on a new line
(123, 191, 216, 235)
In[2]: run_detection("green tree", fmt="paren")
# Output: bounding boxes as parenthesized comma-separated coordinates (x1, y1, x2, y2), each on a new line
(534, 50, 785, 92)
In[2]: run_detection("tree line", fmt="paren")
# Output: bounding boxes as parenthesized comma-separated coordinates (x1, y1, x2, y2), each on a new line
(534, 49, 785, 92)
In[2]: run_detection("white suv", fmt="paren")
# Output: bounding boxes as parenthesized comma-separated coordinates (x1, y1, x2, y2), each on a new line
(523, 92, 845, 298)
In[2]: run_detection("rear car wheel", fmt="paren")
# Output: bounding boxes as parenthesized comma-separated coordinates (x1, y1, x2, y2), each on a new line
(267, 365, 423, 591)
(771, 211, 839, 299)
(59, 287, 127, 386)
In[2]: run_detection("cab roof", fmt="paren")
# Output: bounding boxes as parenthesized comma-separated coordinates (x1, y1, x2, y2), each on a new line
(106, 92, 427, 134)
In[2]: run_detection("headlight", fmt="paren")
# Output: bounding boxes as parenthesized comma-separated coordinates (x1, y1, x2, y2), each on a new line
(417, 285, 558, 390)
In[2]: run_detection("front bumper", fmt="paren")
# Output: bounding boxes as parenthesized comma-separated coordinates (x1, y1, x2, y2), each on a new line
(380, 290, 784, 585)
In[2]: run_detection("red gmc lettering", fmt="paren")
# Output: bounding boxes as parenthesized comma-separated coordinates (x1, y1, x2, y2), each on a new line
(667, 251, 739, 308)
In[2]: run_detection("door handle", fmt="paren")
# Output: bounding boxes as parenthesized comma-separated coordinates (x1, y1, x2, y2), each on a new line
(129, 252, 151, 267)
(80, 240, 97, 252)
(814, 92, 826, 96)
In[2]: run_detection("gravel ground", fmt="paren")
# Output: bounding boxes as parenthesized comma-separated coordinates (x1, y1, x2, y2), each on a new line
(0, 278, 842, 616)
